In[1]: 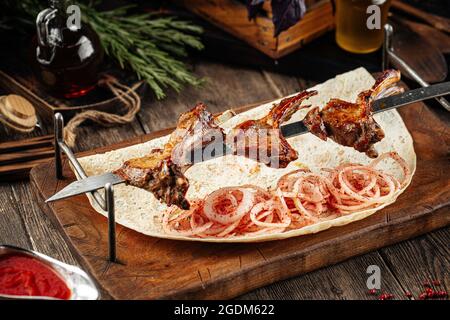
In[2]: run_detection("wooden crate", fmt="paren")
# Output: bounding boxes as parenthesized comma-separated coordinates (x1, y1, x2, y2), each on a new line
(174, 0, 335, 59)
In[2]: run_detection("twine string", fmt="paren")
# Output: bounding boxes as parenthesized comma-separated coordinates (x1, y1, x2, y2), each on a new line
(63, 76, 142, 147)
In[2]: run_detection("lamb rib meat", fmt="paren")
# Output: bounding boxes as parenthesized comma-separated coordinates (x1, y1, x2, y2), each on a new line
(114, 103, 224, 210)
(231, 90, 317, 168)
(303, 69, 403, 158)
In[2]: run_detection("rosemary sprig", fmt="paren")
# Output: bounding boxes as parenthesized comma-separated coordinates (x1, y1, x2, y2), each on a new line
(83, 6, 204, 99)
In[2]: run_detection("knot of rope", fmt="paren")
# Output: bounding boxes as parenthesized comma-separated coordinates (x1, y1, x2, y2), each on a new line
(64, 77, 143, 147)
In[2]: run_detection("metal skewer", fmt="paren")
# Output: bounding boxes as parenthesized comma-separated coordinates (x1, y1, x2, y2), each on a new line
(46, 82, 450, 204)
(53, 113, 117, 262)
(383, 23, 450, 112)
(47, 69, 450, 261)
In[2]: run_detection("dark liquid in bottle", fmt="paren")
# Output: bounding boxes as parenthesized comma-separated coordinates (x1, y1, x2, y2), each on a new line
(32, 25, 103, 99)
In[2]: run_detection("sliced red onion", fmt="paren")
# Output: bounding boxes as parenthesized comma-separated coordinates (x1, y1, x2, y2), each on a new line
(203, 187, 256, 224)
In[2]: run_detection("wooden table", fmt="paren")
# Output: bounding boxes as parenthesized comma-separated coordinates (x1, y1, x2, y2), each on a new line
(0, 61, 448, 299)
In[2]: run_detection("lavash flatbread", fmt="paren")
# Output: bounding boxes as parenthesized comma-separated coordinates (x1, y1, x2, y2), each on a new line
(77, 67, 416, 243)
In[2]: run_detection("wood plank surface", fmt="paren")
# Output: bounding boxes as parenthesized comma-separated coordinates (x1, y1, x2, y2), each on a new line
(1, 61, 449, 300)
(379, 227, 450, 298)
(29, 69, 450, 299)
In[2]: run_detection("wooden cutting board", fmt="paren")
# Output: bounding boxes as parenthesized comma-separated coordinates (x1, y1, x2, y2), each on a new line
(30, 99, 450, 300)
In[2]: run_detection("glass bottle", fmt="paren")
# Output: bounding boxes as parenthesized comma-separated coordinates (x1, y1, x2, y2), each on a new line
(335, 0, 392, 54)
(33, 0, 103, 99)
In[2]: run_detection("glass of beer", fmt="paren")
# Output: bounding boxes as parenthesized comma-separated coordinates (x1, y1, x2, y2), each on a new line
(335, 0, 392, 54)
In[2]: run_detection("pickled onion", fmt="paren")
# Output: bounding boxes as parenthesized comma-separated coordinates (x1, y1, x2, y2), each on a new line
(162, 152, 410, 238)
(203, 187, 256, 224)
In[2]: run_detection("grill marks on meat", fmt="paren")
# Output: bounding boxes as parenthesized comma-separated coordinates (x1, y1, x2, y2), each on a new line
(232, 90, 318, 168)
(303, 70, 403, 158)
(114, 103, 224, 210)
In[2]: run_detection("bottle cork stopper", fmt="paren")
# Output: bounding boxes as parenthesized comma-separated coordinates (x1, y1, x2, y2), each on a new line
(0, 95, 37, 132)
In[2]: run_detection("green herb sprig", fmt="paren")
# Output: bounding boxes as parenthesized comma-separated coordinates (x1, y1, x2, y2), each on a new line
(83, 6, 204, 99)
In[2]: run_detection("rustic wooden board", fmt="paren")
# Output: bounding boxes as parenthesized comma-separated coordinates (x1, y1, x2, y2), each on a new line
(30, 98, 450, 300)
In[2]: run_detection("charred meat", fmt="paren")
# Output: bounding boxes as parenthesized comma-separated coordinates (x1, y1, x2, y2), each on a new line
(114, 91, 317, 209)
(303, 70, 403, 158)
(232, 90, 317, 168)
(116, 150, 191, 209)
(115, 103, 225, 210)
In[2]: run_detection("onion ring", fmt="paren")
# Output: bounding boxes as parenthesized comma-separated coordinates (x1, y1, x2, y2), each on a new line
(203, 187, 256, 224)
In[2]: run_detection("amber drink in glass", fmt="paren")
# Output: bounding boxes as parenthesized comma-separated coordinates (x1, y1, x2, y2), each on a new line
(335, 0, 392, 54)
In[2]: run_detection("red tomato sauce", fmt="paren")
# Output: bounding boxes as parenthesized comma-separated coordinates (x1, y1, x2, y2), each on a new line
(0, 254, 71, 299)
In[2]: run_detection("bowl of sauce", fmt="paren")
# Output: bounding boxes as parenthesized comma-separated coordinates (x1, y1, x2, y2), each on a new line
(0, 245, 99, 300)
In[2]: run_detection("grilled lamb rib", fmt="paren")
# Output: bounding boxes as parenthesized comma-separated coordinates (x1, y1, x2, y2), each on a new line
(303, 69, 403, 158)
(114, 103, 224, 210)
(232, 90, 317, 168)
